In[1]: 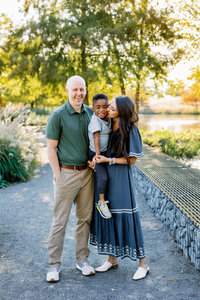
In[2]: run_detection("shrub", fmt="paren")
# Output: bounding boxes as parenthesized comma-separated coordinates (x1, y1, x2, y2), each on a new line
(0, 104, 50, 126)
(0, 175, 9, 188)
(0, 139, 29, 182)
(0, 103, 29, 124)
(29, 107, 51, 116)
(161, 138, 200, 158)
(25, 111, 49, 126)
(141, 129, 200, 159)
(0, 119, 38, 187)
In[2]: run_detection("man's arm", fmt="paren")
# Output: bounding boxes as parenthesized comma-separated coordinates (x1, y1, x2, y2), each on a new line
(46, 138, 61, 180)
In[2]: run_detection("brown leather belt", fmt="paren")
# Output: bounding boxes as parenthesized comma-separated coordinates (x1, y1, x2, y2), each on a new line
(60, 163, 87, 171)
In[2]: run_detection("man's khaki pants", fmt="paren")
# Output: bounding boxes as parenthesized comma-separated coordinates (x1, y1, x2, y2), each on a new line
(48, 167, 94, 267)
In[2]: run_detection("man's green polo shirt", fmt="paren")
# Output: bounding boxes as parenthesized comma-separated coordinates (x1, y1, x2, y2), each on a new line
(46, 100, 92, 166)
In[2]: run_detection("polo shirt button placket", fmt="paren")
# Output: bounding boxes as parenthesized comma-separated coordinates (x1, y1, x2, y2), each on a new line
(79, 114, 83, 125)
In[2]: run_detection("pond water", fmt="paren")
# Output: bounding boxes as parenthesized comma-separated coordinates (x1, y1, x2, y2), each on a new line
(138, 114, 200, 132)
(138, 114, 200, 171)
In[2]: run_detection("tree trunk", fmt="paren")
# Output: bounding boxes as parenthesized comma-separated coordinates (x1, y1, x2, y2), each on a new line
(0, 93, 3, 106)
(81, 37, 89, 105)
(112, 38, 126, 95)
(135, 81, 140, 114)
(85, 79, 89, 105)
(120, 79, 126, 95)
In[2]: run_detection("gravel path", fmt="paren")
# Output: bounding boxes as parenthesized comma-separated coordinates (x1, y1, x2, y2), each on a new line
(0, 139, 200, 300)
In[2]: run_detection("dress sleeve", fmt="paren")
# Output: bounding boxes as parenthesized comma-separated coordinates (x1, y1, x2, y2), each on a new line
(129, 124, 144, 158)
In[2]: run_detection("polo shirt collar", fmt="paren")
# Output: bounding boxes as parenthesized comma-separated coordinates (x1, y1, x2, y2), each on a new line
(65, 100, 86, 115)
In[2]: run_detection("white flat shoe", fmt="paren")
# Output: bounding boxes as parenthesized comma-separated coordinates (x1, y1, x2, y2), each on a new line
(95, 260, 118, 272)
(133, 266, 150, 280)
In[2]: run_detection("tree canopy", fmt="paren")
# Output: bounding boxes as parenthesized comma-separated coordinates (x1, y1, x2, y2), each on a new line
(0, 0, 199, 110)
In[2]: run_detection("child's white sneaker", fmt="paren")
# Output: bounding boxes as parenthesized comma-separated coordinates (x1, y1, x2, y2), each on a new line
(96, 200, 112, 219)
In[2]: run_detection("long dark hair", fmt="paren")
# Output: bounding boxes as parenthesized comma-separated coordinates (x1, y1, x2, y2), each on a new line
(111, 95, 138, 168)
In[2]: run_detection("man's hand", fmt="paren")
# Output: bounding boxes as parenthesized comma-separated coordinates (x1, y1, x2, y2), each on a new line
(87, 160, 96, 170)
(46, 138, 61, 179)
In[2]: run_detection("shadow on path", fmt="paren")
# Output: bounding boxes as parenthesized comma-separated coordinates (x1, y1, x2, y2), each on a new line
(0, 163, 200, 300)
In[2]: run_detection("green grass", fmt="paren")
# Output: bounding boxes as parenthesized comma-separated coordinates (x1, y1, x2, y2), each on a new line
(140, 129, 200, 158)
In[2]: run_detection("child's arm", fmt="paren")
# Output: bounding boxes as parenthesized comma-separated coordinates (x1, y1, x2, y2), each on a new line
(93, 131, 100, 155)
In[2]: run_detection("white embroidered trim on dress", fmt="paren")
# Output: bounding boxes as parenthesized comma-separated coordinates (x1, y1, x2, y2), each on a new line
(90, 234, 145, 260)
(129, 152, 144, 158)
(110, 207, 138, 214)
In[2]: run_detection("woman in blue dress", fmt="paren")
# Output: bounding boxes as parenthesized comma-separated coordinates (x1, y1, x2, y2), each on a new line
(90, 95, 149, 280)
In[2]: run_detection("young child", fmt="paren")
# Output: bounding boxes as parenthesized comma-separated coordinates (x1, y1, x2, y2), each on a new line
(88, 93, 112, 219)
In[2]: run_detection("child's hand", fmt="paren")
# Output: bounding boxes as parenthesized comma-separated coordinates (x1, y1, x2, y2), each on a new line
(95, 155, 109, 163)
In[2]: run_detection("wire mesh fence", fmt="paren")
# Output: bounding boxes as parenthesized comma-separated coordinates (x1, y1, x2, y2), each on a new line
(136, 144, 200, 227)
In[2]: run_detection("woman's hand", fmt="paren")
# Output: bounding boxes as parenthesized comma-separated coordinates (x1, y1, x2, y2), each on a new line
(95, 155, 110, 164)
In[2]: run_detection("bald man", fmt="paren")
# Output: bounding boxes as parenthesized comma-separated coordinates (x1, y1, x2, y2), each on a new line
(46, 76, 94, 281)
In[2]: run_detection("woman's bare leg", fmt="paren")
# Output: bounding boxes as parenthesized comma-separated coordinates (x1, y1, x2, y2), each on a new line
(108, 255, 118, 264)
(139, 258, 148, 268)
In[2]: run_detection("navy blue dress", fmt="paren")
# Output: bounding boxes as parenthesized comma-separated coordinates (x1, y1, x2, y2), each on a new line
(90, 124, 145, 260)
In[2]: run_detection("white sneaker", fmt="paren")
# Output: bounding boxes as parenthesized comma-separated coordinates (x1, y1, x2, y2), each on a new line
(46, 266, 60, 282)
(76, 262, 95, 276)
(96, 201, 112, 219)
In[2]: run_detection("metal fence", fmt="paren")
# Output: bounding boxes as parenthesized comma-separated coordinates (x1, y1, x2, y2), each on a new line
(136, 145, 200, 227)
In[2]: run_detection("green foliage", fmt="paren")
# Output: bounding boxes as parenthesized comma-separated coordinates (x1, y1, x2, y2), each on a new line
(0, 175, 9, 188)
(161, 138, 200, 158)
(30, 107, 51, 115)
(141, 129, 200, 158)
(166, 80, 185, 97)
(0, 108, 38, 187)
(181, 67, 200, 110)
(0, 0, 187, 109)
(0, 139, 30, 183)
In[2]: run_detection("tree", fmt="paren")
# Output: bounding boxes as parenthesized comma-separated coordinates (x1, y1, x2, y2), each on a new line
(182, 83, 200, 110)
(95, 0, 133, 95)
(123, 0, 184, 112)
(15, 0, 102, 105)
(181, 67, 200, 110)
(2, 0, 187, 110)
(166, 80, 185, 96)
(91, 0, 184, 112)
(173, 0, 200, 55)
(0, 14, 13, 106)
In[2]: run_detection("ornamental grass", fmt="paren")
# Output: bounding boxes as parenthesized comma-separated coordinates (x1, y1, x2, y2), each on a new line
(0, 105, 38, 188)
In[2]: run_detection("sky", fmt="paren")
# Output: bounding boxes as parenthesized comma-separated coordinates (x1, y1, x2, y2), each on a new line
(0, 0, 24, 24)
(0, 0, 198, 87)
